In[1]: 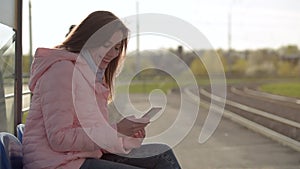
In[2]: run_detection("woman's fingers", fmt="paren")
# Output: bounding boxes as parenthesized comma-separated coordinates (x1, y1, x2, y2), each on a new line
(117, 116, 149, 137)
(127, 116, 150, 131)
(133, 128, 146, 138)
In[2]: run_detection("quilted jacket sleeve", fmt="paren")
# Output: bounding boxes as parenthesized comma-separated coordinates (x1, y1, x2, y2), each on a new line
(39, 60, 100, 152)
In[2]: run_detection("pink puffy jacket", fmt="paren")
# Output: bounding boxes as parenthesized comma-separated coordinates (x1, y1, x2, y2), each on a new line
(22, 48, 142, 169)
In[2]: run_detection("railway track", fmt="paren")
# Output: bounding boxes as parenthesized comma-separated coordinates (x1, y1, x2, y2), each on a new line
(185, 86, 300, 151)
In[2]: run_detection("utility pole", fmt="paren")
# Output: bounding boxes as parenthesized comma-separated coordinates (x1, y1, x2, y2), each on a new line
(136, 1, 140, 74)
(227, 0, 240, 76)
(228, 10, 232, 53)
(228, 8, 232, 75)
(136, 1, 145, 91)
(227, 1, 234, 75)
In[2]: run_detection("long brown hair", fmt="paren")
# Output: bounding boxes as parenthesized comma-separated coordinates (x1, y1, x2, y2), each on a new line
(57, 11, 129, 100)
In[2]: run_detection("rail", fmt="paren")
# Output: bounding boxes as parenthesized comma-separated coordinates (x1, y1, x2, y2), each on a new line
(184, 86, 300, 152)
(202, 88, 300, 129)
(4, 90, 31, 114)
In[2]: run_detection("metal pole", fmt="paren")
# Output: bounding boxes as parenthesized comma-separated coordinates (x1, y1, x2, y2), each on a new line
(14, 0, 23, 135)
(228, 10, 232, 75)
(29, 0, 33, 70)
(228, 11, 231, 52)
(227, 2, 233, 76)
(136, 1, 140, 73)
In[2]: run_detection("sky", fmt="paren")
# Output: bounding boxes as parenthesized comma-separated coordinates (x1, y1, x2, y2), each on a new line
(1, 0, 300, 54)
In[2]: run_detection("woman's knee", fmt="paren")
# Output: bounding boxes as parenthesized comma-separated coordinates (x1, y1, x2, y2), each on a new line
(143, 143, 171, 152)
(126, 143, 172, 158)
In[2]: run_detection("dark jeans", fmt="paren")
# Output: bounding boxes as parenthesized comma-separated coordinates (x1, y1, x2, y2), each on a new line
(79, 144, 181, 169)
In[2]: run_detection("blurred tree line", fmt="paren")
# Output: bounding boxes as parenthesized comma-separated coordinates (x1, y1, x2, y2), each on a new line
(217, 45, 300, 77)
(20, 44, 300, 80)
(22, 54, 31, 76)
(121, 44, 300, 79)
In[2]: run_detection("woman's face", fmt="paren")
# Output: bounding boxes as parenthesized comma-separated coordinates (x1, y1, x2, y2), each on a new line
(90, 30, 124, 69)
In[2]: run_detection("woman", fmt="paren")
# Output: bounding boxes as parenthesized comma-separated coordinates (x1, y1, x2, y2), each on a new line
(22, 11, 181, 169)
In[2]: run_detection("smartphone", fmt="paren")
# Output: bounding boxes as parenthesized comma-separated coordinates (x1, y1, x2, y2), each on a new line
(142, 107, 162, 119)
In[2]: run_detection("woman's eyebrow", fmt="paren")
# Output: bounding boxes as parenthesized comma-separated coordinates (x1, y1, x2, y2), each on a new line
(105, 41, 113, 45)
(105, 41, 122, 47)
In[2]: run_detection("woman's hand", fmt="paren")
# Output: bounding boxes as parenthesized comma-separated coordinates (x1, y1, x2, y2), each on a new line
(117, 116, 149, 137)
(133, 128, 146, 138)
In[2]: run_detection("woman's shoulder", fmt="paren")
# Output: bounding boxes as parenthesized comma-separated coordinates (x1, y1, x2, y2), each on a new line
(43, 60, 75, 81)
(52, 59, 75, 68)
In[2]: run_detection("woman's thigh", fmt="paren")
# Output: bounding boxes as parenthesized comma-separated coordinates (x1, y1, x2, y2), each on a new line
(101, 144, 181, 169)
(79, 158, 144, 169)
